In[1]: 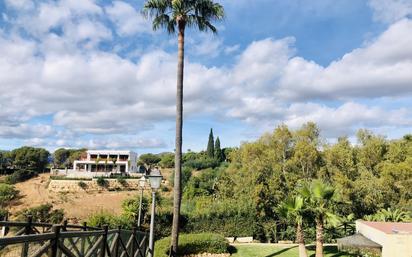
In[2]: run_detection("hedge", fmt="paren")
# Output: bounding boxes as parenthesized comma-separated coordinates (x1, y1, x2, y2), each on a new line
(154, 233, 228, 257)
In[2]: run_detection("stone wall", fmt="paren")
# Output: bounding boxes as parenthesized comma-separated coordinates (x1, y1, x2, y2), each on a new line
(48, 179, 144, 192)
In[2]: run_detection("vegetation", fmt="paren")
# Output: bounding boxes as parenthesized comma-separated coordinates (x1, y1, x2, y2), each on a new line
(154, 233, 228, 257)
(207, 128, 215, 158)
(8, 146, 49, 171)
(5, 169, 37, 184)
(159, 153, 175, 168)
(278, 196, 308, 257)
(0, 183, 19, 208)
(173, 122, 412, 254)
(53, 148, 86, 169)
(96, 177, 108, 187)
(17, 203, 64, 223)
(139, 153, 161, 168)
(78, 181, 88, 190)
(143, 1, 225, 255)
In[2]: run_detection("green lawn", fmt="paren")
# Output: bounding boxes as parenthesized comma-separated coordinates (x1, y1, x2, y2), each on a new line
(230, 244, 356, 257)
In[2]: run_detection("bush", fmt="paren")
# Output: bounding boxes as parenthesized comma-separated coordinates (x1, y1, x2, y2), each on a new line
(96, 177, 108, 187)
(17, 203, 64, 223)
(0, 183, 19, 208)
(5, 169, 37, 184)
(86, 211, 132, 229)
(78, 181, 88, 190)
(155, 233, 229, 257)
(117, 177, 128, 187)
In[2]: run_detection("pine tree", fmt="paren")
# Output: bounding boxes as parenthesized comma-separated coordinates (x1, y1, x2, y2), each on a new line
(207, 128, 215, 158)
(215, 137, 223, 162)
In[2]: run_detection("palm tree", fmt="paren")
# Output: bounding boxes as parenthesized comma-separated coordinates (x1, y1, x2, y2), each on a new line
(300, 180, 338, 257)
(278, 196, 308, 257)
(143, 1, 224, 255)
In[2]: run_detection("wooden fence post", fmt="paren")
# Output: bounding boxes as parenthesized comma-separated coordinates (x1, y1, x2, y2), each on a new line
(132, 226, 137, 256)
(49, 225, 61, 257)
(21, 215, 33, 257)
(0, 212, 8, 237)
(81, 222, 87, 256)
(115, 226, 121, 257)
(62, 220, 68, 232)
(100, 225, 109, 257)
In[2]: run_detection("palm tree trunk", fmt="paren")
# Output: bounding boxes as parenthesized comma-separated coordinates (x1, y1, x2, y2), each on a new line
(315, 217, 324, 257)
(171, 21, 185, 256)
(296, 223, 308, 257)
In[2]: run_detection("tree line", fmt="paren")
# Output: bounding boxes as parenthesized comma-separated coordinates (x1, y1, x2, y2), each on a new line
(177, 122, 411, 257)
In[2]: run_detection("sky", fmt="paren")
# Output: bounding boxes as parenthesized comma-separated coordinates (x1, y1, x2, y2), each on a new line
(0, 0, 412, 154)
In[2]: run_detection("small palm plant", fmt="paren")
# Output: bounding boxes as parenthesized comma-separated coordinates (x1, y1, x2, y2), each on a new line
(300, 180, 339, 257)
(365, 208, 411, 222)
(278, 196, 308, 257)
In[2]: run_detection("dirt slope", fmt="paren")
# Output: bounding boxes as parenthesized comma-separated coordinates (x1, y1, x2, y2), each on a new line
(9, 174, 140, 221)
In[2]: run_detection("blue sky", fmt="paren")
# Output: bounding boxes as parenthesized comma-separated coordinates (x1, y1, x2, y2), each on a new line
(0, 0, 412, 153)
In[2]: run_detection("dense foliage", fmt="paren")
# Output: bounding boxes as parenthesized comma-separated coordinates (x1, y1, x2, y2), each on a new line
(179, 123, 412, 242)
(8, 147, 49, 171)
(154, 233, 229, 257)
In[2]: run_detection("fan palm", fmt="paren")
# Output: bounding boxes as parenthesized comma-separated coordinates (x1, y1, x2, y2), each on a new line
(142, 1, 224, 255)
(300, 180, 339, 257)
(278, 196, 308, 257)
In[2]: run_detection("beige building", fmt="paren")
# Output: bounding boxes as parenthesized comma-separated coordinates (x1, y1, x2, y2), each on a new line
(338, 220, 412, 257)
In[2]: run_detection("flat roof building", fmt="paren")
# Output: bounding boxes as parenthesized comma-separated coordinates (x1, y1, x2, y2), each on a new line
(73, 150, 138, 173)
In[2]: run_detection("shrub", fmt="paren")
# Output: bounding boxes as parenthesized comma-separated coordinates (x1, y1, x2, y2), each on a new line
(117, 177, 128, 187)
(96, 177, 108, 187)
(5, 169, 37, 184)
(0, 183, 19, 208)
(86, 211, 132, 229)
(17, 203, 64, 223)
(155, 233, 229, 257)
(78, 181, 88, 190)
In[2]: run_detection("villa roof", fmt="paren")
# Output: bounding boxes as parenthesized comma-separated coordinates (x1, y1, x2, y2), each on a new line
(87, 150, 137, 155)
(359, 220, 412, 235)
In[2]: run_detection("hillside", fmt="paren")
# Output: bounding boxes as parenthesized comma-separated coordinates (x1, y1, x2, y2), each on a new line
(8, 172, 172, 221)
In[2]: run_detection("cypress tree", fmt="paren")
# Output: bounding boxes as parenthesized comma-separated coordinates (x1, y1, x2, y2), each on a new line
(215, 137, 223, 162)
(207, 128, 214, 158)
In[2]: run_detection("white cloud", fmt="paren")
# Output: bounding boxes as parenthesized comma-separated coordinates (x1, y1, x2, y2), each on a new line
(105, 1, 152, 36)
(0, 124, 54, 139)
(1, 1, 412, 148)
(283, 102, 412, 137)
(278, 19, 412, 100)
(369, 0, 412, 23)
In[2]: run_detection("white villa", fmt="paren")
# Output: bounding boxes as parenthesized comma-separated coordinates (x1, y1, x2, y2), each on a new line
(73, 150, 138, 173)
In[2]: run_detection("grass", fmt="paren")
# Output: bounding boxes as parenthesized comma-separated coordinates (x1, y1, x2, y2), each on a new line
(230, 244, 356, 257)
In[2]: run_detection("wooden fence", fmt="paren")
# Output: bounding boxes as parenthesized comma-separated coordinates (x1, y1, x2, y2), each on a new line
(0, 217, 149, 257)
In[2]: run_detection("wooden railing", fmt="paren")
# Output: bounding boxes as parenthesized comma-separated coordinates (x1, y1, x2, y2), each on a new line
(0, 217, 149, 257)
